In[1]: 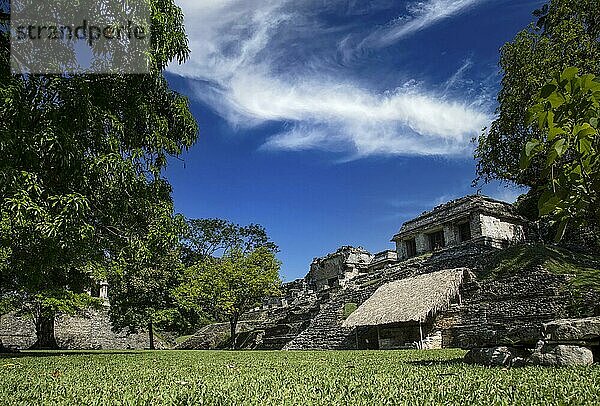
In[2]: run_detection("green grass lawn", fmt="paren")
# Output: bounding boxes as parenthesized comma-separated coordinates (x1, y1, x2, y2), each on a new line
(1, 349, 598, 405)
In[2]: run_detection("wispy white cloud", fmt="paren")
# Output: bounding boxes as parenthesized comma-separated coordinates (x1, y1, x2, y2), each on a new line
(444, 58, 473, 93)
(359, 0, 487, 49)
(257, 81, 490, 157)
(170, 0, 492, 158)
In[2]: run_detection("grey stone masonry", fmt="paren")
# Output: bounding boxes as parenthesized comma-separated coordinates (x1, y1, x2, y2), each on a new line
(392, 195, 526, 260)
(306, 246, 373, 291)
(440, 266, 574, 349)
(464, 317, 600, 367)
(542, 317, 600, 344)
(528, 343, 594, 366)
(0, 308, 153, 350)
(249, 245, 496, 351)
(282, 293, 355, 350)
(367, 250, 398, 272)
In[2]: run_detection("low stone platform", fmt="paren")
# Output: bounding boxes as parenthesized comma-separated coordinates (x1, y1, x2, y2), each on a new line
(464, 317, 600, 366)
(0, 308, 152, 350)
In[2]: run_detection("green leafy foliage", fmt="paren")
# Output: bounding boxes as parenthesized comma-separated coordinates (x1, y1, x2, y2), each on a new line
(475, 0, 600, 187)
(181, 219, 279, 266)
(107, 210, 187, 349)
(342, 303, 358, 319)
(0, 0, 199, 347)
(176, 247, 281, 348)
(175, 218, 281, 346)
(1, 350, 600, 405)
(521, 68, 600, 240)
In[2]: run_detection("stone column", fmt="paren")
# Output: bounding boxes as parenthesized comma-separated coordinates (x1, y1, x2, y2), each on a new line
(443, 224, 456, 247)
(415, 233, 428, 254)
(99, 281, 109, 300)
(470, 212, 483, 240)
(396, 240, 407, 259)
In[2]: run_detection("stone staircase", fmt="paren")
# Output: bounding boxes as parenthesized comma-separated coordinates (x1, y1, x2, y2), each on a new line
(175, 321, 262, 350)
(177, 244, 498, 351)
(282, 247, 492, 351)
(283, 293, 354, 350)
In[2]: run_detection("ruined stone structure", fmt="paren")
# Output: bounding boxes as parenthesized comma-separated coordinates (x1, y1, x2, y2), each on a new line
(0, 307, 152, 350)
(392, 195, 526, 260)
(0, 281, 153, 350)
(4, 194, 596, 357)
(306, 246, 373, 291)
(464, 317, 600, 366)
(178, 195, 598, 362)
(367, 250, 398, 272)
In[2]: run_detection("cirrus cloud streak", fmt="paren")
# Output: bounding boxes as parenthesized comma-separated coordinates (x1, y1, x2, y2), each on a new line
(170, 0, 492, 158)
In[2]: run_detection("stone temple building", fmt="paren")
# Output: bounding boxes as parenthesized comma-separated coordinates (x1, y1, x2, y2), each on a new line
(178, 194, 574, 353)
(393, 195, 526, 260)
(306, 246, 373, 291)
(6, 194, 598, 358)
(300, 195, 526, 297)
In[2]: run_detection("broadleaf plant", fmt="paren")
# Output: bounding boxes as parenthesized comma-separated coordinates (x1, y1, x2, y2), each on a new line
(522, 67, 600, 241)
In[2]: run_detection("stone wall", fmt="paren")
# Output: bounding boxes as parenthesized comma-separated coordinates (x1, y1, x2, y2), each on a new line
(479, 213, 525, 247)
(415, 233, 428, 256)
(0, 308, 152, 350)
(438, 266, 575, 349)
(306, 246, 372, 291)
(464, 317, 600, 366)
(393, 195, 526, 260)
(0, 313, 36, 349)
(367, 250, 398, 272)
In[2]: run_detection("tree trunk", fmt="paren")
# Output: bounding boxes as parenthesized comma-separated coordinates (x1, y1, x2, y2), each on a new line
(31, 313, 59, 350)
(148, 318, 155, 350)
(0, 338, 18, 354)
(229, 314, 238, 350)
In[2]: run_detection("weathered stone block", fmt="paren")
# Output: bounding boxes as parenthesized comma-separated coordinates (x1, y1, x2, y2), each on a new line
(527, 343, 594, 366)
(543, 317, 600, 342)
(464, 346, 529, 367)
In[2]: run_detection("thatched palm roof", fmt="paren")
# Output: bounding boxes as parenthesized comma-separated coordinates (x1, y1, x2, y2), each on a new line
(343, 268, 467, 328)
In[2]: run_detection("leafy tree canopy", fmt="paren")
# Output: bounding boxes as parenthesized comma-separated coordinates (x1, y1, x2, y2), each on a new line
(475, 0, 600, 187)
(0, 0, 198, 348)
(182, 219, 279, 266)
(176, 247, 281, 349)
(521, 68, 600, 241)
(176, 219, 281, 348)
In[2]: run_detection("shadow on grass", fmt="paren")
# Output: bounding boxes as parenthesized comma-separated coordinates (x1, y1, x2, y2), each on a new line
(406, 358, 466, 367)
(0, 349, 145, 358)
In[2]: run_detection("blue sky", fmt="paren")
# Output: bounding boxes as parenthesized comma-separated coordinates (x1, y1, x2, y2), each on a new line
(165, 0, 542, 281)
